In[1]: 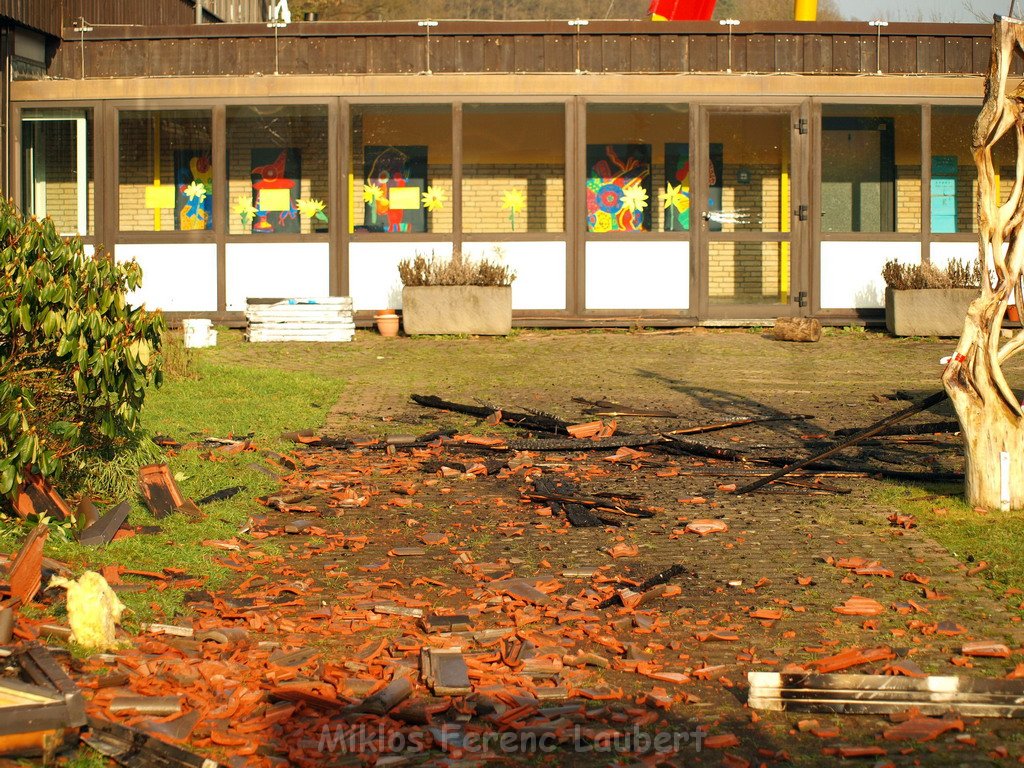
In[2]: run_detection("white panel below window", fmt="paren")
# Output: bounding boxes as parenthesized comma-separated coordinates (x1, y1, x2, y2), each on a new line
(930, 242, 981, 270)
(225, 242, 330, 312)
(461, 242, 566, 310)
(585, 241, 689, 310)
(348, 242, 453, 312)
(115, 243, 218, 313)
(819, 241, 922, 309)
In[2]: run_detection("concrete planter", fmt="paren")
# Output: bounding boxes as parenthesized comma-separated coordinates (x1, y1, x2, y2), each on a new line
(402, 285, 513, 335)
(884, 287, 978, 337)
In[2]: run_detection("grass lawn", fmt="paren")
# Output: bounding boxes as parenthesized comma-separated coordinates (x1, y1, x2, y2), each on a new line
(1, 330, 342, 625)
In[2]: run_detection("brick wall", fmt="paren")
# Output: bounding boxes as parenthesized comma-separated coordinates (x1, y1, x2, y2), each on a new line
(708, 241, 782, 302)
(463, 164, 563, 233)
(25, 120, 94, 235)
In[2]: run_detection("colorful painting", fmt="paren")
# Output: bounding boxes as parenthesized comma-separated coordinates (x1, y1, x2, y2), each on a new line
(250, 148, 301, 234)
(363, 146, 428, 233)
(174, 150, 213, 231)
(663, 143, 723, 232)
(586, 144, 652, 232)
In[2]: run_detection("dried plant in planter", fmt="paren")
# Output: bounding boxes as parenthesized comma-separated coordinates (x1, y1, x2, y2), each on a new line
(881, 258, 982, 290)
(398, 250, 516, 287)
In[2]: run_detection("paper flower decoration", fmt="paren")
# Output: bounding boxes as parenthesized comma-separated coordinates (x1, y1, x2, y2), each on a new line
(421, 186, 447, 212)
(621, 183, 649, 213)
(183, 181, 208, 203)
(500, 189, 526, 231)
(296, 198, 328, 222)
(363, 183, 384, 204)
(659, 183, 687, 213)
(234, 195, 257, 226)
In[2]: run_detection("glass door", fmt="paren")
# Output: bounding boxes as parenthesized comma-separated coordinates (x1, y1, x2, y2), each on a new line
(698, 107, 806, 319)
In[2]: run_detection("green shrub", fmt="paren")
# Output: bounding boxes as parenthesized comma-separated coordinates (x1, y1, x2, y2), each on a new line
(0, 201, 165, 499)
(881, 258, 982, 290)
(398, 250, 516, 287)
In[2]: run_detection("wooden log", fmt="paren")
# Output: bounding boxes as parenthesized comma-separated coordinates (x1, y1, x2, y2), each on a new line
(772, 317, 822, 342)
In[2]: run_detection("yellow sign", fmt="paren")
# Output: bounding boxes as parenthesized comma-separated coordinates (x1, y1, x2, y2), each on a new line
(259, 188, 292, 212)
(388, 187, 421, 211)
(144, 184, 175, 209)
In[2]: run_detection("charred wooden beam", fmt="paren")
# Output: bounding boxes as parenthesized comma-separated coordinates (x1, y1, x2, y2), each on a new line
(412, 394, 571, 434)
(732, 391, 949, 495)
(833, 420, 960, 437)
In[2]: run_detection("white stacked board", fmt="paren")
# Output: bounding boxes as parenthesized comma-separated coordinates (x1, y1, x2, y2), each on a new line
(245, 297, 355, 343)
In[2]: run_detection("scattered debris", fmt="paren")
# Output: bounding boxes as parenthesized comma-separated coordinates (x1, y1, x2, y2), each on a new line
(83, 717, 219, 768)
(195, 486, 245, 505)
(47, 571, 126, 651)
(6, 524, 47, 604)
(12, 474, 71, 522)
(137, 464, 186, 518)
(0, 644, 86, 759)
(78, 502, 130, 546)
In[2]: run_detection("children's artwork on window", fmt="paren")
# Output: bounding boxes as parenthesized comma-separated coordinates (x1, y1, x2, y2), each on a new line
(363, 146, 428, 233)
(585, 144, 652, 232)
(174, 150, 213, 231)
(663, 143, 723, 232)
(250, 148, 301, 234)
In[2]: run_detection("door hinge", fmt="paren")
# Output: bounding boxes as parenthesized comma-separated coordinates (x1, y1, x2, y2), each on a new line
(794, 290, 808, 307)
(796, 118, 808, 135)
(796, 204, 809, 221)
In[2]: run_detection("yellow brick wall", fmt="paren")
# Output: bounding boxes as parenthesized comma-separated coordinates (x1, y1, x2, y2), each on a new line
(25, 120, 94, 235)
(463, 164, 563, 233)
(708, 241, 782, 302)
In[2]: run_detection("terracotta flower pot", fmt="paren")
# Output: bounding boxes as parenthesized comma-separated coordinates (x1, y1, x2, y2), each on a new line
(374, 312, 400, 337)
(1008, 305, 1020, 323)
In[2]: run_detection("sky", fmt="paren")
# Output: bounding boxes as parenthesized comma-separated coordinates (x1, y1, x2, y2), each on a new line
(834, 0, 1011, 22)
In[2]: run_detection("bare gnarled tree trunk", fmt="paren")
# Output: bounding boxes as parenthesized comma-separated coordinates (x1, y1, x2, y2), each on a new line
(942, 17, 1024, 510)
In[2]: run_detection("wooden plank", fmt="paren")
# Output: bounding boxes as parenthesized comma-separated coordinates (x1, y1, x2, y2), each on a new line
(600, 35, 626, 73)
(658, 34, 687, 72)
(831, 35, 860, 72)
(748, 697, 1024, 717)
(803, 34, 831, 73)
(629, 35, 659, 73)
(944, 37, 974, 74)
(746, 34, 775, 72)
(888, 36, 917, 73)
(514, 35, 544, 73)
(483, 35, 514, 74)
(688, 34, 718, 71)
(750, 672, 1024, 694)
(774, 34, 801, 73)
(916, 35, 945, 73)
(542, 34, 572, 73)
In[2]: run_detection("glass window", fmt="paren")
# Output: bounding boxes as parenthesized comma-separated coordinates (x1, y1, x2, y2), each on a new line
(585, 104, 689, 234)
(227, 105, 329, 236)
(932, 106, 1011, 235)
(707, 111, 791, 234)
(351, 105, 452, 234)
(21, 108, 93, 236)
(821, 105, 921, 234)
(462, 104, 564, 233)
(118, 110, 212, 233)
